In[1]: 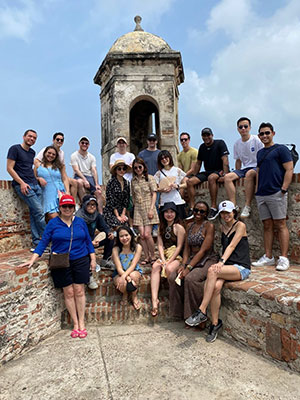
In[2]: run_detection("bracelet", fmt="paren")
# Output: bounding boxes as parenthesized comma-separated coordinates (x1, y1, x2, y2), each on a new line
(186, 264, 193, 271)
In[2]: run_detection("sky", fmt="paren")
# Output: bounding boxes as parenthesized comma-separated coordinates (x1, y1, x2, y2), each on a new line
(1, 0, 300, 181)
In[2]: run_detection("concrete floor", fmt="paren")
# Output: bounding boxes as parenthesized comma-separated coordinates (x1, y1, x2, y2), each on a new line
(0, 322, 299, 400)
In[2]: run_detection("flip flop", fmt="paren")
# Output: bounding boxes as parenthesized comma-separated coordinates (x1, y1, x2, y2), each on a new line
(133, 299, 141, 310)
(78, 329, 88, 339)
(151, 300, 159, 317)
(70, 329, 80, 338)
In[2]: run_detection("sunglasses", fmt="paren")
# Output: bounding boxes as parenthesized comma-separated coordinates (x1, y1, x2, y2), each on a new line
(80, 141, 89, 145)
(180, 138, 189, 142)
(148, 138, 157, 142)
(193, 208, 207, 215)
(61, 204, 75, 209)
(238, 124, 249, 129)
(55, 138, 64, 142)
(117, 166, 127, 171)
(134, 165, 143, 170)
(202, 133, 212, 137)
(258, 131, 272, 137)
(87, 203, 97, 207)
(118, 141, 126, 145)
(161, 156, 169, 160)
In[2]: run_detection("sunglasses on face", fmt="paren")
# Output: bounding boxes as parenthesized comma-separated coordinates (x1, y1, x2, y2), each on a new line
(80, 141, 89, 145)
(193, 208, 207, 215)
(202, 133, 211, 137)
(117, 166, 127, 172)
(258, 131, 272, 137)
(134, 165, 143, 170)
(161, 156, 169, 161)
(55, 138, 64, 143)
(148, 139, 156, 142)
(238, 124, 249, 129)
(180, 138, 189, 142)
(61, 204, 75, 209)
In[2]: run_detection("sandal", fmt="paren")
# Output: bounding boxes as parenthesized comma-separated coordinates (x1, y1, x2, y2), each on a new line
(151, 300, 159, 317)
(78, 329, 88, 339)
(133, 299, 141, 311)
(70, 329, 80, 338)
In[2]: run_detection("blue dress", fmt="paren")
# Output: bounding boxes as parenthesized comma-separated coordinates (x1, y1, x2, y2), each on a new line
(112, 252, 143, 277)
(37, 166, 65, 214)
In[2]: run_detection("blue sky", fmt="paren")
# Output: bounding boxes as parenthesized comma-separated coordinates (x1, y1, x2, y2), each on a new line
(1, 0, 299, 180)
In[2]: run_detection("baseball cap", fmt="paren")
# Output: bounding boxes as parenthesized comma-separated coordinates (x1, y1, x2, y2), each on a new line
(116, 137, 128, 144)
(201, 128, 213, 136)
(59, 194, 76, 206)
(217, 200, 236, 215)
(79, 136, 90, 143)
(147, 133, 157, 140)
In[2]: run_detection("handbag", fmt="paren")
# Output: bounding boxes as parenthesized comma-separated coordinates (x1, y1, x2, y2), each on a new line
(49, 222, 73, 270)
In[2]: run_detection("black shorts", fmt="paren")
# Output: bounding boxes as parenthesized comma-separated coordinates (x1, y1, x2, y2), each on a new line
(51, 255, 90, 288)
(195, 170, 222, 182)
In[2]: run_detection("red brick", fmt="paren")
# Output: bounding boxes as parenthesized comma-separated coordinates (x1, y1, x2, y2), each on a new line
(250, 318, 265, 327)
(0, 288, 10, 296)
(262, 288, 289, 301)
(15, 267, 29, 276)
(281, 329, 298, 362)
(277, 292, 299, 306)
(11, 285, 21, 292)
(253, 284, 275, 294)
(40, 268, 47, 274)
(18, 305, 28, 310)
(266, 323, 282, 360)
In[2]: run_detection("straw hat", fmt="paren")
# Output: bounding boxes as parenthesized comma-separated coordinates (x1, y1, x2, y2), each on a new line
(110, 159, 132, 174)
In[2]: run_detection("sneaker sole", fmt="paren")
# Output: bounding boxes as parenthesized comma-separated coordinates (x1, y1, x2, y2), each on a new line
(206, 332, 218, 343)
(185, 316, 207, 327)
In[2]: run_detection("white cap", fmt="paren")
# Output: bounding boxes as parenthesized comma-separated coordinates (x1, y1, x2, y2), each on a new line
(217, 200, 236, 215)
(116, 136, 128, 145)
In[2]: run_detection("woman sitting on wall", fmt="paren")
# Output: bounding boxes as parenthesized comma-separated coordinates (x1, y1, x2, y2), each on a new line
(168, 201, 218, 320)
(185, 200, 251, 343)
(35, 145, 69, 221)
(150, 202, 185, 317)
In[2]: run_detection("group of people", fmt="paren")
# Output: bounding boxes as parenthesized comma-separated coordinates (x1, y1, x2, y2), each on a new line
(8, 116, 294, 342)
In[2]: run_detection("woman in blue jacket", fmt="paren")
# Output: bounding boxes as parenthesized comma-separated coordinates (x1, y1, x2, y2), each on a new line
(19, 194, 96, 339)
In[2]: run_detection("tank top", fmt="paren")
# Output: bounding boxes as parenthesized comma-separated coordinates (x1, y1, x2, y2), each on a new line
(221, 229, 251, 269)
(187, 222, 205, 247)
(162, 225, 177, 248)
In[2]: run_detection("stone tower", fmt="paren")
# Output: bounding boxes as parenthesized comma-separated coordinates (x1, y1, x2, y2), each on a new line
(94, 16, 184, 183)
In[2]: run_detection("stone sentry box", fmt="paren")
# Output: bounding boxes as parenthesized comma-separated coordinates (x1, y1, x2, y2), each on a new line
(94, 16, 184, 183)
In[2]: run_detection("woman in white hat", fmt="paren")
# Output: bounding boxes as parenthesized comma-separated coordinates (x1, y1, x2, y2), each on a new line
(103, 160, 131, 230)
(185, 200, 251, 343)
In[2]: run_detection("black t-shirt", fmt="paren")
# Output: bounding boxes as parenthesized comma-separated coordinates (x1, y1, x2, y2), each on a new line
(197, 139, 229, 172)
(7, 144, 37, 187)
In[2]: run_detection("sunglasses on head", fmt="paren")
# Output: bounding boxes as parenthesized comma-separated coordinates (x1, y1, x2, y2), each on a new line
(238, 124, 249, 129)
(134, 165, 143, 170)
(55, 138, 64, 142)
(81, 141, 89, 145)
(61, 204, 74, 209)
(193, 208, 207, 214)
(117, 166, 127, 171)
(258, 131, 272, 137)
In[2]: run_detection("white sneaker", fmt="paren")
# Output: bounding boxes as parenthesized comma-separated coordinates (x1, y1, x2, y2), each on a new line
(241, 205, 251, 218)
(276, 256, 290, 271)
(252, 254, 275, 267)
(88, 275, 98, 289)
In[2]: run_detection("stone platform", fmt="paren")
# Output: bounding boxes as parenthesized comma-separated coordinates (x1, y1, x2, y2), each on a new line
(1, 249, 299, 373)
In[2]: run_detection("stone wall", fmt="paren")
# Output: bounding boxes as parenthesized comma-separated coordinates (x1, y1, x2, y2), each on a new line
(0, 251, 64, 364)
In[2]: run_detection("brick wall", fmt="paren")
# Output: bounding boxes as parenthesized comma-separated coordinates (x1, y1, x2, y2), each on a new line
(0, 251, 64, 364)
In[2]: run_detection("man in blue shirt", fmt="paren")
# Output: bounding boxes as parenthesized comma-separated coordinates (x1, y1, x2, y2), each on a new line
(138, 133, 160, 176)
(253, 122, 293, 271)
(7, 129, 46, 250)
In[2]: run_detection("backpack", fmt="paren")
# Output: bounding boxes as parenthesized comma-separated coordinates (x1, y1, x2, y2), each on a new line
(285, 144, 299, 167)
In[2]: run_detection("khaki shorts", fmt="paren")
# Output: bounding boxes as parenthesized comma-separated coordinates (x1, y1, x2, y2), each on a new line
(255, 190, 287, 220)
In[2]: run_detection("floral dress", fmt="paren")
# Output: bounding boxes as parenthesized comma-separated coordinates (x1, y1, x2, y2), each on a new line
(103, 176, 130, 229)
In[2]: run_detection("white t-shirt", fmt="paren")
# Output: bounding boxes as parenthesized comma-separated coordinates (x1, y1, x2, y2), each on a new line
(110, 151, 135, 181)
(36, 147, 65, 164)
(233, 135, 264, 168)
(154, 166, 186, 206)
(70, 151, 96, 177)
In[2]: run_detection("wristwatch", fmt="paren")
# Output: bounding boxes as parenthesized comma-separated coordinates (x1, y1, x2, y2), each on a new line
(186, 264, 193, 271)
(220, 258, 225, 264)
(281, 188, 288, 194)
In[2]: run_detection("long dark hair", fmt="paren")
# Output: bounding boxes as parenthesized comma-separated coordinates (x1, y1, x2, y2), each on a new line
(115, 225, 137, 252)
(157, 150, 174, 170)
(159, 207, 180, 239)
(42, 145, 62, 170)
(132, 157, 149, 181)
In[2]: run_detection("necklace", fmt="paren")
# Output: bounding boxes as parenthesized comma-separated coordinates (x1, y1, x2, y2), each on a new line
(165, 224, 173, 240)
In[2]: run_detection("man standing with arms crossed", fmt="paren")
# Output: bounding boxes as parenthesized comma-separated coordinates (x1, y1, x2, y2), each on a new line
(7, 129, 46, 250)
(224, 117, 263, 218)
(252, 122, 293, 271)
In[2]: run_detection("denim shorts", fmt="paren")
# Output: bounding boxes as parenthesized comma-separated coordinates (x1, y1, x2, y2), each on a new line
(233, 264, 251, 280)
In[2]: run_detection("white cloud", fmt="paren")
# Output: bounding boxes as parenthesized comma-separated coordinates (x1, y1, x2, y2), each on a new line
(0, 0, 56, 41)
(181, 0, 300, 140)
